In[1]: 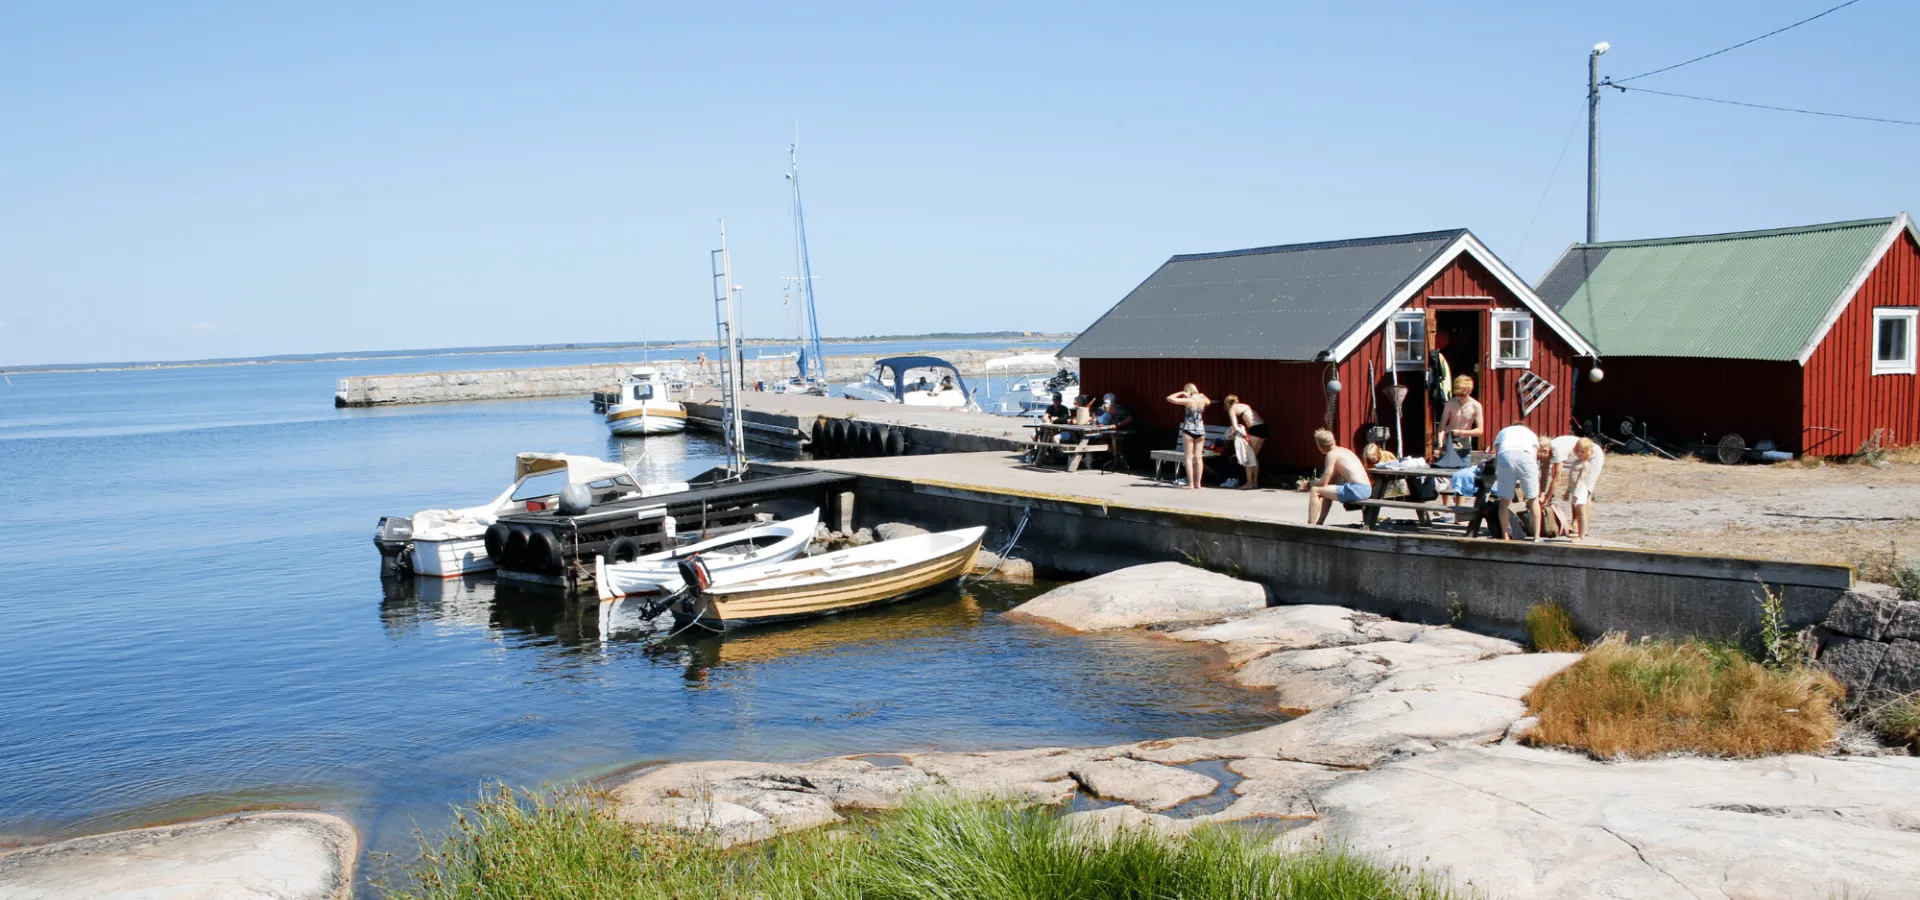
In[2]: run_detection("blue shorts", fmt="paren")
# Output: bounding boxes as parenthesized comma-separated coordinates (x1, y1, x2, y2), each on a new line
(1336, 482, 1372, 504)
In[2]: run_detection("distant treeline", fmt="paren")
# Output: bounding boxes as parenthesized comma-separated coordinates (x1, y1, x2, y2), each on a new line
(5, 332, 1078, 374)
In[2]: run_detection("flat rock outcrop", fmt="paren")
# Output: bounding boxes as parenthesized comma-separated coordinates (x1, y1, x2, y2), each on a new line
(1005, 562, 1265, 631)
(1291, 745, 1920, 900)
(0, 812, 357, 900)
(1069, 758, 1218, 811)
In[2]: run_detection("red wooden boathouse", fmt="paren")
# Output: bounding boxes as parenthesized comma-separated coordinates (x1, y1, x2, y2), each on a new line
(1062, 229, 1599, 471)
(1539, 215, 1920, 456)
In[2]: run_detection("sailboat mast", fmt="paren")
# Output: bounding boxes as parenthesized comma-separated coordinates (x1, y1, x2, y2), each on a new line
(789, 145, 827, 383)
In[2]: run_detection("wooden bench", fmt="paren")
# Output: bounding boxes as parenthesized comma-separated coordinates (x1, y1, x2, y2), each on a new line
(1017, 440, 1112, 473)
(1151, 425, 1232, 483)
(1349, 498, 1466, 531)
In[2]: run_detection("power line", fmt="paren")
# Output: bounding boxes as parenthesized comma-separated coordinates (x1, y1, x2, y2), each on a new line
(1607, 83, 1920, 127)
(1612, 0, 1864, 84)
(1516, 106, 1585, 264)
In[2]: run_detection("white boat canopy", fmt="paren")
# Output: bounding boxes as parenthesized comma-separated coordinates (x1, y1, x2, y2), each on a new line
(514, 452, 632, 484)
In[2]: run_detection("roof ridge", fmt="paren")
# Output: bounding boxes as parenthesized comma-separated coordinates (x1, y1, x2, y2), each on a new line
(1169, 228, 1468, 262)
(1575, 216, 1896, 250)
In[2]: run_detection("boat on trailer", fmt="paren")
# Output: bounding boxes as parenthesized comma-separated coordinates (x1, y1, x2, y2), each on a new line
(666, 526, 985, 631)
(594, 509, 819, 599)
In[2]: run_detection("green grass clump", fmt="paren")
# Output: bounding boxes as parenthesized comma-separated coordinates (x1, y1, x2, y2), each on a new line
(385, 785, 1460, 900)
(1525, 601, 1584, 652)
(1867, 693, 1920, 750)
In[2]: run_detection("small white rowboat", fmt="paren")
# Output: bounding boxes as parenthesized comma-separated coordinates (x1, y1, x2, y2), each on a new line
(669, 525, 986, 631)
(595, 509, 820, 600)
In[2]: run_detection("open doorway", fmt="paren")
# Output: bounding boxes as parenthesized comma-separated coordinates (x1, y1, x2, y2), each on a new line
(1432, 309, 1484, 451)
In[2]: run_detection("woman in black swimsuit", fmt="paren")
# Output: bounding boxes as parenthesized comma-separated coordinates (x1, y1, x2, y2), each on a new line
(1223, 394, 1266, 489)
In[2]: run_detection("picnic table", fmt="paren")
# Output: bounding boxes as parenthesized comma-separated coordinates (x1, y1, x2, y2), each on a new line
(1357, 464, 1473, 530)
(1020, 422, 1127, 473)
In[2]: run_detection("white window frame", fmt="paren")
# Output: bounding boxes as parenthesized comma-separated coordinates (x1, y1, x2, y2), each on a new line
(1390, 311, 1426, 371)
(1491, 310, 1534, 370)
(1872, 308, 1918, 375)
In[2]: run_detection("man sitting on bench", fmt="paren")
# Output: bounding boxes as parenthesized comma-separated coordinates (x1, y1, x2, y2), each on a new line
(1305, 428, 1371, 525)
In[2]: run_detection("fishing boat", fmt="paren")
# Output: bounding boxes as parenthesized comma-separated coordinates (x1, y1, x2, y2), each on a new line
(372, 452, 685, 577)
(842, 356, 978, 410)
(594, 509, 819, 599)
(666, 525, 985, 630)
(593, 366, 689, 436)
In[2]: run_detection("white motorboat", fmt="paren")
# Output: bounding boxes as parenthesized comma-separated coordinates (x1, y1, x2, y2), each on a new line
(373, 452, 688, 578)
(842, 355, 978, 410)
(984, 354, 1078, 416)
(593, 366, 689, 436)
(594, 509, 820, 600)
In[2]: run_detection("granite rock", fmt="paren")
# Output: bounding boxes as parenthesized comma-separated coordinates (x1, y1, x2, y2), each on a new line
(0, 813, 357, 900)
(1297, 745, 1920, 900)
(1005, 563, 1264, 631)
(1824, 588, 1903, 641)
(1227, 639, 1490, 710)
(1885, 600, 1920, 641)
(1069, 758, 1218, 811)
(874, 522, 929, 541)
(1872, 639, 1920, 694)
(1819, 635, 1890, 697)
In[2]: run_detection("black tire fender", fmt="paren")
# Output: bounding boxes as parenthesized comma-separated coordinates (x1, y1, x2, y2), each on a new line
(528, 530, 564, 574)
(502, 526, 533, 569)
(607, 536, 644, 564)
(484, 523, 511, 560)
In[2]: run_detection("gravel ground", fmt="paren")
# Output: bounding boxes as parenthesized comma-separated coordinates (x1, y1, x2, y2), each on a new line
(1586, 454, 1920, 574)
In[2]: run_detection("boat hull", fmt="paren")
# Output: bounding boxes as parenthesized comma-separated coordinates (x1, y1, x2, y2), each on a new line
(607, 407, 688, 436)
(411, 536, 493, 577)
(671, 532, 981, 630)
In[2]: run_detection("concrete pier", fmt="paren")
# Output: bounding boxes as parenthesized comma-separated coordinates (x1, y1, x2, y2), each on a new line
(333, 348, 1068, 407)
(685, 390, 1038, 454)
(792, 451, 1855, 645)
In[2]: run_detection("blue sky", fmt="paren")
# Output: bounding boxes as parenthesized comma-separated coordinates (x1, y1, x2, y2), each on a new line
(2, 1, 1916, 366)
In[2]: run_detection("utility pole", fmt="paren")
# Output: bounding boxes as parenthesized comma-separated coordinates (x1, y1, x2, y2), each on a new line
(1587, 41, 1610, 245)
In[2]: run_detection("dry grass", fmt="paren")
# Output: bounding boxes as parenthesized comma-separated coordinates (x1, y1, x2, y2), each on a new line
(1865, 693, 1920, 751)
(1524, 635, 1843, 759)
(1525, 601, 1584, 652)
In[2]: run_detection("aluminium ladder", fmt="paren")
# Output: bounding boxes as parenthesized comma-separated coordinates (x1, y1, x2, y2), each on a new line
(711, 222, 747, 475)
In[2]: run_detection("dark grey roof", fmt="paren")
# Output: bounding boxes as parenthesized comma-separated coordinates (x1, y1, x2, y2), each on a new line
(1062, 230, 1468, 361)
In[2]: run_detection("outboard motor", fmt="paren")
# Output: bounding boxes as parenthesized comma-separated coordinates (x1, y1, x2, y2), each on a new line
(676, 555, 713, 592)
(557, 482, 592, 516)
(373, 516, 414, 577)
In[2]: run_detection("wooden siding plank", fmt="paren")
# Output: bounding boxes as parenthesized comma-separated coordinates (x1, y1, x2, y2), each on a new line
(1802, 232, 1920, 453)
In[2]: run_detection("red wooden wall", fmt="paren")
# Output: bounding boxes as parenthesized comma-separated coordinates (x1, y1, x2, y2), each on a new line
(1080, 254, 1583, 471)
(1802, 230, 1920, 454)
(1574, 357, 1803, 450)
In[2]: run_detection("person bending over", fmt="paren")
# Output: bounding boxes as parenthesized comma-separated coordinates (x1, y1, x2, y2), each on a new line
(1306, 428, 1371, 525)
(1492, 423, 1542, 541)
(1222, 394, 1266, 489)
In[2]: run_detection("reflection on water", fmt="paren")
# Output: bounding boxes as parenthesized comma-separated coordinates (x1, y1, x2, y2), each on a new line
(0, 349, 1270, 892)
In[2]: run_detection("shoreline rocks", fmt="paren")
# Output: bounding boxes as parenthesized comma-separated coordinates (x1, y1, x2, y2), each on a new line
(1003, 561, 1265, 631)
(0, 812, 357, 900)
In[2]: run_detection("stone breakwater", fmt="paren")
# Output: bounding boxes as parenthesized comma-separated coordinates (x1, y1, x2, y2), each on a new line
(1817, 582, 1920, 702)
(332, 349, 1073, 407)
(614, 562, 1920, 900)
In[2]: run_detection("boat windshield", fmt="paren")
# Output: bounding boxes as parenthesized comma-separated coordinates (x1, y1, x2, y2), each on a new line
(510, 471, 569, 501)
(632, 383, 654, 401)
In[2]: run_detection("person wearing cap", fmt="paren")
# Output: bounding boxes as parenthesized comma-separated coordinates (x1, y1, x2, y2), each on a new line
(1095, 393, 1131, 428)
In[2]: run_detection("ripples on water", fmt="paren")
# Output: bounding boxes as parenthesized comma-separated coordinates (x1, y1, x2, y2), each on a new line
(0, 348, 1276, 876)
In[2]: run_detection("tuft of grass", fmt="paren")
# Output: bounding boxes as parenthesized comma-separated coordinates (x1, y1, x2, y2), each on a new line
(1524, 635, 1843, 759)
(1525, 601, 1584, 652)
(1864, 693, 1920, 751)
(383, 787, 1462, 900)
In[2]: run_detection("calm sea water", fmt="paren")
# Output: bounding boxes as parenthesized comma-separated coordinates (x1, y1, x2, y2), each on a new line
(0, 341, 1274, 882)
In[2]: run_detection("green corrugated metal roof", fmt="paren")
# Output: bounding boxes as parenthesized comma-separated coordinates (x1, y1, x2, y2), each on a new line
(1539, 217, 1895, 361)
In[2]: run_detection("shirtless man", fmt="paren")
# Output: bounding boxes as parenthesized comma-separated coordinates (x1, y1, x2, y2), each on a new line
(1305, 428, 1372, 525)
(1436, 374, 1484, 452)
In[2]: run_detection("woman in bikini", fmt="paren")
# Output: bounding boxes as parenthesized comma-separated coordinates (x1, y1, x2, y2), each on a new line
(1165, 383, 1211, 489)
(1222, 394, 1266, 489)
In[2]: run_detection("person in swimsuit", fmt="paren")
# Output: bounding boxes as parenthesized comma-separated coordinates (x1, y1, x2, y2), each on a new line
(1306, 428, 1371, 524)
(1165, 383, 1211, 489)
(1437, 374, 1484, 453)
(1222, 394, 1266, 489)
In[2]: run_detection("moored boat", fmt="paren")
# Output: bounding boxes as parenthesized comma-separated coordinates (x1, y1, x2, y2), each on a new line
(594, 509, 820, 600)
(594, 366, 689, 436)
(841, 356, 979, 410)
(668, 525, 985, 631)
(372, 452, 683, 578)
